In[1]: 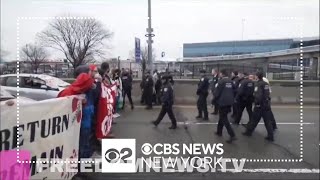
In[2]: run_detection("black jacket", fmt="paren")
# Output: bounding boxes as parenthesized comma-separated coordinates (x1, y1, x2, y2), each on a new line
(121, 74, 133, 90)
(236, 77, 254, 102)
(254, 79, 271, 106)
(161, 82, 174, 106)
(231, 76, 240, 92)
(213, 77, 235, 107)
(197, 76, 209, 96)
(144, 75, 154, 91)
(210, 74, 219, 93)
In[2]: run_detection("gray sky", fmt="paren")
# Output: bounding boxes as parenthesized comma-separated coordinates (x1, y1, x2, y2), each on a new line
(1, 0, 319, 61)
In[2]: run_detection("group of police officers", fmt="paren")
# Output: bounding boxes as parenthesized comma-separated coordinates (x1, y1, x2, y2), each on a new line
(138, 68, 277, 144)
(197, 68, 277, 143)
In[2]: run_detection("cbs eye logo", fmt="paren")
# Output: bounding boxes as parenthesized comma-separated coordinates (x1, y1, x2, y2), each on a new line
(105, 148, 132, 163)
(102, 139, 136, 173)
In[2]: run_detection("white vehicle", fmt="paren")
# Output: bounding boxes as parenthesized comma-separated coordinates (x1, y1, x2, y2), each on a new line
(0, 89, 35, 105)
(0, 74, 70, 101)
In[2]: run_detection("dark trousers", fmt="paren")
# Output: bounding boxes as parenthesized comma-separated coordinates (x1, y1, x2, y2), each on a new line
(234, 100, 253, 124)
(123, 89, 133, 108)
(197, 94, 208, 118)
(145, 89, 153, 108)
(155, 89, 161, 105)
(246, 105, 274, 138)
(79, 127, 93, 158)
(232, 102, 237, 116)
(217, 106, 235, 137)
(140, 90, 145, 104)
(154, 105, 177, 126)
(211, 93, 218, 114)
(269, 107, 277, 129)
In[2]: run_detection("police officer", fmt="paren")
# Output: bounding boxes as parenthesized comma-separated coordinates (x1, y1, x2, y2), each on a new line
(154, 72, 162, 105)
(210, 69, 220, 115)
(196, 69, 210, 120)
(231, 71, 240, 118)
(144, 70, 154, 109)
(242, 71, 274, 141)
(121, 70, 134, 110)
(213, 69, 236, 143)
(263, 77, 278, 130)
(152, 75, 177, 129)
(233, 72, 254, 125)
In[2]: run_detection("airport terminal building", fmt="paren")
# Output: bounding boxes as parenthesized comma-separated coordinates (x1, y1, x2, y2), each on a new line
(183, 38, 319, 58)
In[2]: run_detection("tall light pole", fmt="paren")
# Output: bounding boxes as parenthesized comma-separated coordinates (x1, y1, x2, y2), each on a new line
(117, 56, 120, 69)
(145, 0, 155, 73)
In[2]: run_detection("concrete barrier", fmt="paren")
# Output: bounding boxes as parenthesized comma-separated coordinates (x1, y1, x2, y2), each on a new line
(62, 78, 319, 105)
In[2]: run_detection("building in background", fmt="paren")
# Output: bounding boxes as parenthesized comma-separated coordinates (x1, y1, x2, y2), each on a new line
(183, 37, 319, 58)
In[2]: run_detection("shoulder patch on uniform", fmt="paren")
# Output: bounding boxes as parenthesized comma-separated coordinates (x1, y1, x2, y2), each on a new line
(226, 82, 232, 88)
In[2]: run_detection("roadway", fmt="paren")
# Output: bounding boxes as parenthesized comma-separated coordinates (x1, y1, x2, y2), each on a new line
(86, 105, 319, 180)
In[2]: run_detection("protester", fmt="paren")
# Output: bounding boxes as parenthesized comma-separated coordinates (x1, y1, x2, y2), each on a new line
(96, 68, 117, 140)
(57, 64, 98, 159)
(111, 69, 123, 117)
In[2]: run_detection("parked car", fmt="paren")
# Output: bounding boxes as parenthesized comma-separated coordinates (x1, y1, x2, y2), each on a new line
(0, 74, 70, 101)
(1, 89, 35, 105)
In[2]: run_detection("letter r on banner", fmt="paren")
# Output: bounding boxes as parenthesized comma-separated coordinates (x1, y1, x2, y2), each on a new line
(102, 139, 136, 173)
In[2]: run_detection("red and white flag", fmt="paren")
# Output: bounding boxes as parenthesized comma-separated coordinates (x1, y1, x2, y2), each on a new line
(96, 82, 117, 139)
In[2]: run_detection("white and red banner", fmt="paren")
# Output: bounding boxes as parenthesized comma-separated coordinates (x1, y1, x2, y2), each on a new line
(0, 96, 82, 180)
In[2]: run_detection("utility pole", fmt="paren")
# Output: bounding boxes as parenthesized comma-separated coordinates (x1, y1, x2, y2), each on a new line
(117, 56, 120, 69)
(146, 0, 155, 73)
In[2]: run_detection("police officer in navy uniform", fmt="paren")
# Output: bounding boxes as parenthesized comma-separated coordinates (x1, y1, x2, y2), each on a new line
(152, 75, 177, 129)
(210, 69, 220, 115)
(196, 69, 210, 121)
(242, 71, 274, 141)
(121, 70, 134, 110)
(233, 72, 254, 125)
(231, 71, 240, 118)
(213, 69, 236, 143)
(144, 70, 154, 109)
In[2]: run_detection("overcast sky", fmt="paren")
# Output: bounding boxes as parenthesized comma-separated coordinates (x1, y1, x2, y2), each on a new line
(1, 0, 319, 61)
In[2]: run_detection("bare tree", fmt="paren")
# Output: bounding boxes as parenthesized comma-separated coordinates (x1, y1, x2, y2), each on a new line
(0, 45, 9, 62)
(21, 43, 48, 73)
(38, 18, 113, 71)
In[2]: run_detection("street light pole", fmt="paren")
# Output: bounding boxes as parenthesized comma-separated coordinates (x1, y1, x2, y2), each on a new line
(117, 56, 120, 69)
(146, 0, 154, 73)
